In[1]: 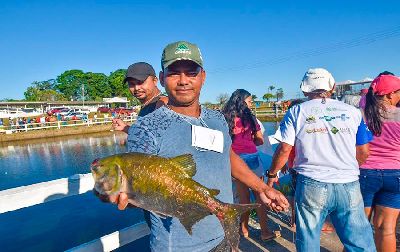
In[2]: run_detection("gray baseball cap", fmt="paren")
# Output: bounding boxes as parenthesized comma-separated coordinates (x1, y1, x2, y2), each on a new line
(124, 62, 156, 83)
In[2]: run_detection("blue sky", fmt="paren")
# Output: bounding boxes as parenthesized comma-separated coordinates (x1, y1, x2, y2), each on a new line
(0, 0, 399, 103)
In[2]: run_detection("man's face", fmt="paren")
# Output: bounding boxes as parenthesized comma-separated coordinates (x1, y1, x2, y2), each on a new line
(160, 60, 206, 106)
(127, 76, 158, 103)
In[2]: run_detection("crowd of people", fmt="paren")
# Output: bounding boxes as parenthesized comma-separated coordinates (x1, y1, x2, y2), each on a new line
(94, 40, 400, 252)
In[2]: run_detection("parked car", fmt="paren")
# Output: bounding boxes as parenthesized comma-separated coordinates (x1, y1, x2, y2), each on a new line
(60, 108, 89, 116)
(97, 107, 111, 113)
(64, 112, 84, 120)
(49, 107, 70, 115)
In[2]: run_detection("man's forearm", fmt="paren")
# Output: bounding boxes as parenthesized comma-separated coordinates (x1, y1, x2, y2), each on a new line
(269, 143, 292, 175)
(356, 144, 369, 166)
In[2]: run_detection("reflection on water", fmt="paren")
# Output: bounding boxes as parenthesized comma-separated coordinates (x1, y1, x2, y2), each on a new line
(0, 132, 147, 252)
(0, 132, 127, 191)
(0, 123, 279, 191)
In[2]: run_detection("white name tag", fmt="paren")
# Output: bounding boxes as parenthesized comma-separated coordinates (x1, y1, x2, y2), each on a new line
(192, 125, 224, 153)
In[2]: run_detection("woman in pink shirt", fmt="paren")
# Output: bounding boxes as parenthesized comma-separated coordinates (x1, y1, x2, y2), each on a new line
(223, 89, 275, 241)
(360, 73, 400, 252)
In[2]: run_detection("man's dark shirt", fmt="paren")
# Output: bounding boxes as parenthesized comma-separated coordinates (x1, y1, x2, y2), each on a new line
(138, 95, 163, 117)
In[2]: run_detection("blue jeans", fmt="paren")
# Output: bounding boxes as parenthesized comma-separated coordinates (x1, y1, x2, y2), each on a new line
(295, 175, 376, 252)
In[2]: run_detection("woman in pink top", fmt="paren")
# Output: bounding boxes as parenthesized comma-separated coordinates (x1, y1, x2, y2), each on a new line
(360, 73, 400, 252)
(223, 89, 275, 241)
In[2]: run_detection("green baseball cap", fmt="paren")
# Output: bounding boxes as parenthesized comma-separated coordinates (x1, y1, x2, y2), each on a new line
(161, 41, 203, 69)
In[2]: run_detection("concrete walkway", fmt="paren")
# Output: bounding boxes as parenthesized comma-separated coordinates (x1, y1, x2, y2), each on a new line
(239, 211, 344, 252)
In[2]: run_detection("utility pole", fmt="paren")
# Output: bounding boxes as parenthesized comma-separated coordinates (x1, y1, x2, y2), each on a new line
(81, 83, 85, 107)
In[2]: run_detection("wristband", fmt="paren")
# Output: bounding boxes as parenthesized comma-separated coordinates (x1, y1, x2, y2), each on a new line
(267, 170, 278, 178)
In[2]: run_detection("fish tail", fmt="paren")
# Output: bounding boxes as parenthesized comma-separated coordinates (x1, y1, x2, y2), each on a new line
(217, 202, 260, 250)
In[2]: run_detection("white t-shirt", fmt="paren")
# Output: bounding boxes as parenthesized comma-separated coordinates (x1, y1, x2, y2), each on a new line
(279, 98, 369, 183)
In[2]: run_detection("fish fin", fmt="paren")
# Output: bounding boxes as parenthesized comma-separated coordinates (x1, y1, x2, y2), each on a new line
(169, 154, 197, 177)
(177, 209, 209, 235)
(207, 188, 220, 197)
(218, 203, 260, 250)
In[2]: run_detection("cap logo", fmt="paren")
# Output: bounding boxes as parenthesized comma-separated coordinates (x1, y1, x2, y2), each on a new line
(175, 43, 191, 55)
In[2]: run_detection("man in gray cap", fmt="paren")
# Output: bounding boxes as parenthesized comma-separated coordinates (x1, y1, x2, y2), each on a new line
(266, 68, 375, 252)
(112, 62, 167, 132)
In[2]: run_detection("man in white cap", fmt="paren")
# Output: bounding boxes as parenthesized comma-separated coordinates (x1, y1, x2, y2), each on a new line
(266, 68, 376, 251)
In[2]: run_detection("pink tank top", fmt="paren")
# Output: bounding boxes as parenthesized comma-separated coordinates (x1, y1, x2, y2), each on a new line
(231, 117, 261, 154)
(361, 107, 400, 169)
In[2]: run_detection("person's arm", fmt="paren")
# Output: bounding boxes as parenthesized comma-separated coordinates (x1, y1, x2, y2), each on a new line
(266, 107, 296, 186)
(356, 143, 369, 166)
(266, 142, 293, 187)
(112, 118, 129, 134)
(253, 130, 264, 146)
(230, 148, 289, 212)
(355, 116, 372, 166)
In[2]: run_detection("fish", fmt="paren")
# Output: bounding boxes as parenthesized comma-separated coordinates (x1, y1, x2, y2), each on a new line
(91, 152, 260, 251)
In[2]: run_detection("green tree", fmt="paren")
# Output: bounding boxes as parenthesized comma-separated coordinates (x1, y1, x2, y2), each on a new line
(129, 97, 141, 106)
(85, 72, 111, 101)
(202, 101, 214, 109)
(109, 69, 130, 97)
(251, 94, 257, 101)
(24, 80, 65, 101)
(262, 93, 275, 102)
(55, 70, 86, 100)
(276, 88, 284, 101)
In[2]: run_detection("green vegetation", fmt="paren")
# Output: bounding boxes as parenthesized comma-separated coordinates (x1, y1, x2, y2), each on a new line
(22, 69, 139, 105)
(262, 85, 285, 102)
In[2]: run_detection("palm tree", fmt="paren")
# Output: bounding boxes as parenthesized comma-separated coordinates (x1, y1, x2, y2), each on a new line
(268, 85, 275, 93)
(276, 88, 284, 101)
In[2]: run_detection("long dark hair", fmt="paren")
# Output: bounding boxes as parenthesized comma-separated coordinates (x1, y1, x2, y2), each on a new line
(222, 89, 257, 139)
(364, 86, 387, 136)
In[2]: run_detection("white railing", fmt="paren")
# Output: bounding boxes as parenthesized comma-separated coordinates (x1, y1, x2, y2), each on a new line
(0, 173, 150, 251)
(0, 115, 137, 134)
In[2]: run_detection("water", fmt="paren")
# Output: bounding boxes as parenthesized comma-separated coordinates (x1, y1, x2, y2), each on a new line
(0, 122, 279, 251)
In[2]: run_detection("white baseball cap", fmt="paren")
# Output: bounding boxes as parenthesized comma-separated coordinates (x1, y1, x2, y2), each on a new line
(300, 68, 335, 93)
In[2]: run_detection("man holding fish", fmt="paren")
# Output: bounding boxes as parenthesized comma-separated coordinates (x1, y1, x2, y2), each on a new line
(92, 41, 288, 252)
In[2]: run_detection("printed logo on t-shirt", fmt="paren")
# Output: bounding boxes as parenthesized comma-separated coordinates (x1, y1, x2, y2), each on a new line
(319, 114, 350, 122)
(305, 116, 316, 124)
(326, 107, 347, 112)
(331, 126, 351, 134)
(306, 127, 329, 134)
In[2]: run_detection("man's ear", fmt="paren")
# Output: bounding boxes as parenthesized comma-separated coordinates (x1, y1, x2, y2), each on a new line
(153, 76, 158, 85)
(159, 71, 165, 87)
(201, 70, 206, 86)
